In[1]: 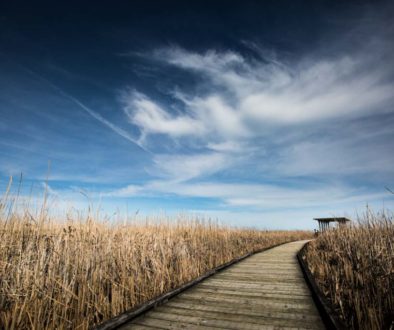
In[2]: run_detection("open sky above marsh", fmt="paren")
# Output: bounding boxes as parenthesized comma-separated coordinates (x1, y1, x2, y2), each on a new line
(1, 0, 394, 228)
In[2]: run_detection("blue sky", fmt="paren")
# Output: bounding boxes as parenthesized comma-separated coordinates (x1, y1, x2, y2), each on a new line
(1, 1, 393, 228)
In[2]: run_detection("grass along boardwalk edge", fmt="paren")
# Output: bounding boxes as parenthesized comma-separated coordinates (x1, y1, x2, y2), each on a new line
(297, 241, 347, 330)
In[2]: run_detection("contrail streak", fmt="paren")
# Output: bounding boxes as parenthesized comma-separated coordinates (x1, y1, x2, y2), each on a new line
(23, 67, 151, 153)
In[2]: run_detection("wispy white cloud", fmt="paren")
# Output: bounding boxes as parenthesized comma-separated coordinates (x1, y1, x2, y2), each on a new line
(103, 184, 142, 198)
(156, 48, 245, 72)
(150, 152, 230, 181)
(206, 141, 246, 153)
(122, 90, 206, 138)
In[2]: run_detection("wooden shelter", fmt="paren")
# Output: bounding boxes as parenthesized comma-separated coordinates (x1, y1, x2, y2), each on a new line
(314, 217, 351, 232)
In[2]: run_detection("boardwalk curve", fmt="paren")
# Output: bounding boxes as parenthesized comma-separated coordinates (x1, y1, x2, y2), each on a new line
(120, 240, 325, 329)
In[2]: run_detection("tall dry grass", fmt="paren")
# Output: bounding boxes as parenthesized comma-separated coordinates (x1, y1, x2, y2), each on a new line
(304, 211, 394, 329)
(0, 189, 311, 329)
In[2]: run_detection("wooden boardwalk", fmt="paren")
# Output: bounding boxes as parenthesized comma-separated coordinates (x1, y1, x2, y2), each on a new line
(119, 240, 325, 329)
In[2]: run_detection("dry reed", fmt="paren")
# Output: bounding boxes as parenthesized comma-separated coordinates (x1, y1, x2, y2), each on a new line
(0, 191, 311, 329)
(303, 211, 394, 329)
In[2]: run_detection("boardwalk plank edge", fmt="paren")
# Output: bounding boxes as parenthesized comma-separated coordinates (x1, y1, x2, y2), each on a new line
(297, 241, 347, 330)
(92, 241, 292, 330)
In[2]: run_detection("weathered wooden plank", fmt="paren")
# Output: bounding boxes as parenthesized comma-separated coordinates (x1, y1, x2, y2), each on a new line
(176, 288, 314, 306)
(201, 281, 309, 291)
(230, 270, 299, 274)
(215, 261, 297, 266)
(199, 280, 311, 293)
(189, 286, 313, 301)
(119, 324, 161, 330)
(142, 312, 300, 330)
(224, 269, 306, 274)
(227, 264, 299, 269)
(228, 267, 299, 272)
(199, 283, 311, 298)
(225, 268, 299, 273)
(197, 285, 311, 297)
(205, 279, 308, 292)
(231, 261, 299, 265)
(240, 257, 298, 260)
(213, 274, 303, 283)
(164, 300, 323, 323)
(175, 292, 316, 311)
(205, 275, 309, 285)
(221, 275, 306, 280)
(130, 316, 224, 329)
(154, 305, 324, 329)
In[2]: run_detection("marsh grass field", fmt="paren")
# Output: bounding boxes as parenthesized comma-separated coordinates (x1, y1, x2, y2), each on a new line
(1, 178, 393, 330)
(0, 186, 312, 329)
(304, 212, 394, 329)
